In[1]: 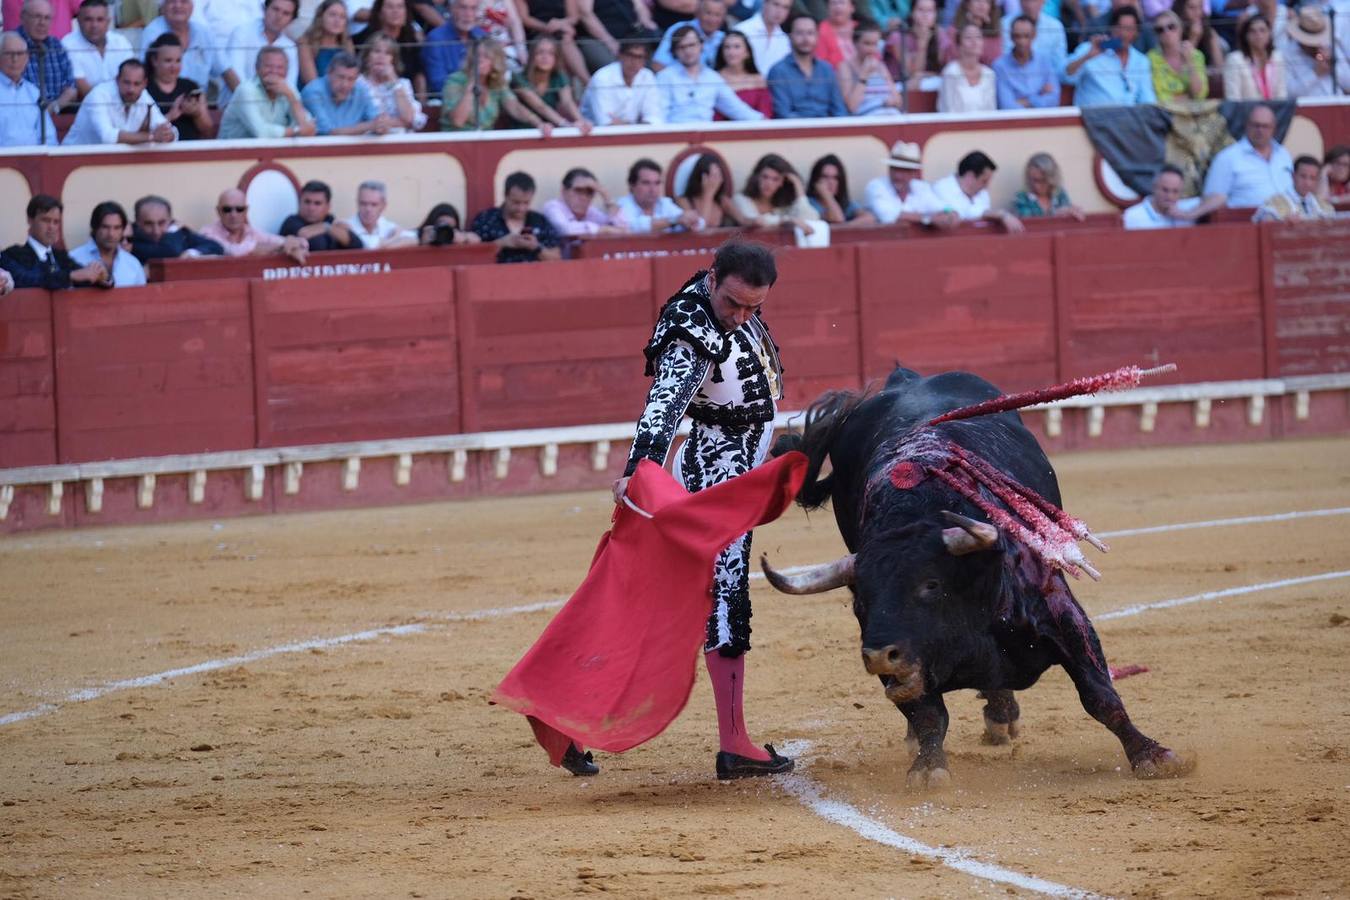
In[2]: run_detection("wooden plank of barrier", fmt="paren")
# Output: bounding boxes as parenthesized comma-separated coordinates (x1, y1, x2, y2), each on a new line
(0, 289, 57, 468)
(146, 243, 498, 283)
(566, 227, 794, 260)
(1265, 219, 1350, 377)
(454, 258, 655, 432)
(251, 267, 461, 447)
(51, 280, 256, 463)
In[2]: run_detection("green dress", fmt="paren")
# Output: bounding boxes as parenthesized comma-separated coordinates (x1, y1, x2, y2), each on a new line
(441, 71, 508, 131)
(1148, 48, 1208, 104)
(1013, 188, 1073, 217)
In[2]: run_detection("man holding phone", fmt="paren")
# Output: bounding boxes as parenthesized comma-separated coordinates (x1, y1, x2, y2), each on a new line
(1063, 6, 1156, 106)
(469, 171, 563, 264)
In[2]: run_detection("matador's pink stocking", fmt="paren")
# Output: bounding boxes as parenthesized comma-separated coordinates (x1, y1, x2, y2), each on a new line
(705, 651, 771, 761)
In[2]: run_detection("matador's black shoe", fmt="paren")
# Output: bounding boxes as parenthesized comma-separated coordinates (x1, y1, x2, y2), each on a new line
(716, 744, 794, 780)
(560, 743, 599, 776)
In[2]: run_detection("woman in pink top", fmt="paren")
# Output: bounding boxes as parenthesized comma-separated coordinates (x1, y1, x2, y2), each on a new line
(714, 32, 772, 118)
(815, 0, 856, 69)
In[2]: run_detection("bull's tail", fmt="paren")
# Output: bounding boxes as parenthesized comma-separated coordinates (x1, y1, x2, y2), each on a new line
(773, 386, 875, 509)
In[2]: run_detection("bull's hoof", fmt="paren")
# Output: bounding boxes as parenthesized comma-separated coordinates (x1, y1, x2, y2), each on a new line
(905, 765, 952, 792)
(981, 718, 1021, 745)
(1131, 747, 1196, 780)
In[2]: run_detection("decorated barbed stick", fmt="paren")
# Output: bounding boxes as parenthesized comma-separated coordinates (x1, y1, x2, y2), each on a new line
(927, 364, 1178, 427)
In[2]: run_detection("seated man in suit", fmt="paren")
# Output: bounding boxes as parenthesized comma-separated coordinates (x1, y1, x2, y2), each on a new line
(128, 194, 225, 262)
(0, 194, 108, 289)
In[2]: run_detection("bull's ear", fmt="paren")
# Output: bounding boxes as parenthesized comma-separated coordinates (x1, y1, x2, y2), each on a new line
(940, 511, 999, 555)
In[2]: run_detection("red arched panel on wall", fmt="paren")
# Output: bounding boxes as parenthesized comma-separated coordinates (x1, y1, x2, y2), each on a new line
(857, 233, 1058, 391)
(0, 288, 57, 467)
(251, 267, 460, 447)
(454, 258, 654, 432)
(51, 280, 256, 463)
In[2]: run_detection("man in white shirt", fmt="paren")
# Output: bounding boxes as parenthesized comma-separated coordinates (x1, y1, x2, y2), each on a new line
(615, 158, 704, 232)
(195, 0, 263, 45)
(61, 0, 133, 98)
(345, 180, 418, 249)
(1123, 164, 1222, 229)
(654, 24, 763, 121)
(69, 200, 147, 287)
(932, 151, 1024, 231)
(582, 41, 665, 125)
(863, 140, 960, 228)
(220, 0, 299, 105)
(0, 31, 57, 147)
(1202, 104, 1294, 208)
(732, 0, 790, 72)
(63, 58, 177, 144)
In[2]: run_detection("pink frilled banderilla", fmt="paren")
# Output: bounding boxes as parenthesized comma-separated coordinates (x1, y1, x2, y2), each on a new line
(883, 363, 1177, 583)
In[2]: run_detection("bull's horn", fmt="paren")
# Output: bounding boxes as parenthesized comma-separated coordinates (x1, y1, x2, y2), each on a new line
(940, 511, 999, 555)
(759, 553, 855, 594)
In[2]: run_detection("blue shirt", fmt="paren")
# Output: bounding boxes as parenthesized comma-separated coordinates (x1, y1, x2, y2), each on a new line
(1001, 12, 1067, 70)
(18, 27, 75, 103)
(422, 24, 487, 94)
(767, 56, 847, 119)
(301, 77, 380, 134)
(0, 75, 56, 147)
(992, 51, 1061, 109)
(1063, 44, 1156, 107)
(1202, 137, 1295, 208)
(69, 240, 147, 288)
(653, 19, 724, 69)
(653, 64, 764, 122)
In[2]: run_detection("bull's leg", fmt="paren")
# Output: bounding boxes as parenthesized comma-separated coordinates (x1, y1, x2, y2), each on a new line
(977, 689, 1021, 745)
(897, 694, 951, 790)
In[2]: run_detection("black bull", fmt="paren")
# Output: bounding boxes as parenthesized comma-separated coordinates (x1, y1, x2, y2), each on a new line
(763, 367, 1192, 788)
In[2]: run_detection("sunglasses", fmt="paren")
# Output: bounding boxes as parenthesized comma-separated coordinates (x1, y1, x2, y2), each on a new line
(219, 205, 248, 213)
(1158, 22, 1178, 31)
(570, 185, 596, 195)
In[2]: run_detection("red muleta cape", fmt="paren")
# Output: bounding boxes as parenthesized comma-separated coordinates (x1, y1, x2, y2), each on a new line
(492, 451, 808, 765)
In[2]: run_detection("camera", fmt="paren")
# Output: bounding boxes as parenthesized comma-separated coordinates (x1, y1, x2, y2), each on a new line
(430, 223, 460, 246)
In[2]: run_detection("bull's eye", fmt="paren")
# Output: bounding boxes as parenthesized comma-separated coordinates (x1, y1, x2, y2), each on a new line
(919, 578, 942, 600)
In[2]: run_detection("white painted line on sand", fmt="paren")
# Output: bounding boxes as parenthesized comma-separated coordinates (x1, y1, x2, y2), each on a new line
(1096, 570, 1350, 621)
(777, 740, 1106, 899)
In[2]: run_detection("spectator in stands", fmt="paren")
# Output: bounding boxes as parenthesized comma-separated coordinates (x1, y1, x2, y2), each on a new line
(1, 195, 108, 290)
(201, 188, 309, 262)
(713, 30, 772, 116)
(837, 20, 902, 115)
(18, 0, 78, 115)
(1001, 0, 1065, 69)
(299, 0, 355, 85)
(1202, 104, 1291, 209)
(1323, 145, 1349, 209)
(3, 0, 75, 39)
(510, 36, 591, 130)
(733, 153, 819, 234)
(69, 200, 146, 287)
(1086, 0, 1157, 53)
(222, 0, 300, 104)
(582, 39, 664, 124)
(815, 0, 856, 69)
(279, 180, 360, 251)
(1063, 7, 1157, 107)
(1147, 9, 1206, 102)
(423, 0, 487, 96)
(1013, 152, 1085, 219)
(650, 0, 702, 32)
(949, 0, 1002, 65)
(516, 0, 590, 86)
(355, 0, 426, 99)
(219, 46, 318, 139)
(938, 23, 996, 111)
(0, 31, 57, 147)
(733, 0, 791, 72)
(677, 152, 746, 227)
(656, 25, 765, 121)
(140, 0, 225, 93)
(63, 58, 178, 144)
(542, 166, 628, 235)
(934, 151, 1024, 231)
(868, 0, 905, 39)
(1254, 155, 1337, 222)
(301, 50, 393, 133)
(1222, 14, 1285, 101)
(618, 157, 704, 231)
(62, 0, 132, 99)
(345, 180, 419, 248)
(993, 15, 1060, 108)
(1283, 7, 1350, 98)
(863, 141, 960, 227)
(360, 33, 427, 131)
(443, 38, 554, 130)
(893, 0, 949, 89)
(144, 34, 212, 141)
(417, 202, 483, 243)
(1123, 163, 1221, 228)
(1173, 0, 1223, 72)
(807, 153, 877, 225)
(653, 0, 726, 70)
(478, 0, 530, 71)
(130, 194, 224, 261)
(575, 0, 660, 72)
(768, 14, 847, 117)
(470, 171, 562, 263)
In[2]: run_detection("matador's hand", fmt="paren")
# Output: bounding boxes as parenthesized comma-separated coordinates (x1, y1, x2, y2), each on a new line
(611, 476, 630, 505)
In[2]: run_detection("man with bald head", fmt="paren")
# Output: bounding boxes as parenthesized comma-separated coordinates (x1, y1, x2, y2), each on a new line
(1202, 104, 1294, 209)
(0, 31, 57, 147)
(17, 0, 79, 115)
(199, 189, 309, 263)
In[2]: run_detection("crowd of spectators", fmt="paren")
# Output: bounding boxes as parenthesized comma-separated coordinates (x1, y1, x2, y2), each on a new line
(2, 0, 1347, 148)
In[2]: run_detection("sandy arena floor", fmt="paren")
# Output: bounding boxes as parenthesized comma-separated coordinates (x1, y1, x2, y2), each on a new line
(2, 436, 1349, 899)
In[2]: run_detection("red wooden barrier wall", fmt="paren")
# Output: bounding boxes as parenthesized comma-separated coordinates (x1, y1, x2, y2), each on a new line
(51, 281, 255, 463)
(148, 242, 499, 283)
(1265, 219, 1350, 377)
(0, 289, 56, 468)
(251, 268, 461, 447)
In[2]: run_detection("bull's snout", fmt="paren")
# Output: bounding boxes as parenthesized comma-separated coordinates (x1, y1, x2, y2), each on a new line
(861, 644, 911, 676)
(862, 644, 925, 703)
